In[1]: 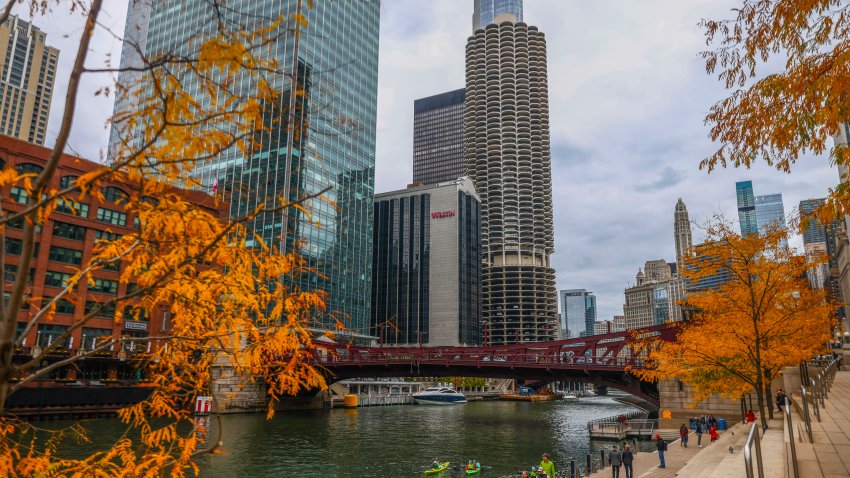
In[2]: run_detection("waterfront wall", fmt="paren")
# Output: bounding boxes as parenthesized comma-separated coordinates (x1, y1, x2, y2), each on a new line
(658, 378, 782, 429)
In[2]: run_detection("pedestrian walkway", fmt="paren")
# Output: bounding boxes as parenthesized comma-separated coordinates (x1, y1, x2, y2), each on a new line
(793, 370, 850, 477)
(585, 428, 726, 478)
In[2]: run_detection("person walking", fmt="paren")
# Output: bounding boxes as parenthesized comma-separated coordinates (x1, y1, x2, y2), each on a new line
(696, 420, 704, 448)
(709, 425, 719, 444)
(656, 434, 667, 468)
(679, 423, 689, 447)
(609, 445, 622, 478)
(622, 444, 634, 478)
(746, 410, 756, 423)
(538, 453, 555, 478)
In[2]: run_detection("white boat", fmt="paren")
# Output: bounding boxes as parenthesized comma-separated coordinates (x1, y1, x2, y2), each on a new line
(413, 386, 467, 405)
(563, 394, 579, 402)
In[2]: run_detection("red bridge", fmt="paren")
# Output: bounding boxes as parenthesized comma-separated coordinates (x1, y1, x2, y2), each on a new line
(312, 324, 677, 406)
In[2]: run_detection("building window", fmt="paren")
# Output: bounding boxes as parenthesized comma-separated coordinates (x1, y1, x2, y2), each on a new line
(5, 238, 38, 257)
(94, 229, 121, 242)
(55, 198, 89, 217)
(48, 245, 82, 265)
(9, 186, 28, 204)
(59, 175, 77, 189)
(96, 207, 127, 227)
(36, 324, 70, 348)
(102, 186, 129, 205)
(81, 327, 112, 351)
(43, 296, 76, 315)
(122, 305, 149, 322)
(85, 300, 116, 318)
(43, 270, 72, 288)
(51, 221, 86, 241)
(15, 162, 43, 175)
(3, 264, 34, 283)
(89, 278, 118, 295)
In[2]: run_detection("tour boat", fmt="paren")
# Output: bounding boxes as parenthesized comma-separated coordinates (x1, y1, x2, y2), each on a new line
(413, 386, 467, 405)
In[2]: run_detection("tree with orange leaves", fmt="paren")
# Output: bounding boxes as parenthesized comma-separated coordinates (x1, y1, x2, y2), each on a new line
(700, 1, 850, 221)
(631, 219, 835, 427)
(0, 0, 334, 476)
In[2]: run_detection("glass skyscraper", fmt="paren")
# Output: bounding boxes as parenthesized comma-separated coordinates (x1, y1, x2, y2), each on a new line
(110, 1, 380, 334)
(736, 180, 758, 236)
(755, 193, 788, 249)
(560, 289, 595, 339)
(472, 0, 523, 31)
(800, 198, 828, 245)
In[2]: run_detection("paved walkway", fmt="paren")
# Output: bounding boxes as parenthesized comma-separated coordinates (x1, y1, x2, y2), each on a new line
(793, 370, 850, 478)
(585, 429, 726, 478)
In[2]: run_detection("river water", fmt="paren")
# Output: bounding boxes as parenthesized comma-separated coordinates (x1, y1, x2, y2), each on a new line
(55, 396, 650, 477)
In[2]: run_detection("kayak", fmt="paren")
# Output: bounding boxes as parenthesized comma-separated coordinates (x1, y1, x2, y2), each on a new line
(465, 467, 481, 475)
(424, 462, 450, 475)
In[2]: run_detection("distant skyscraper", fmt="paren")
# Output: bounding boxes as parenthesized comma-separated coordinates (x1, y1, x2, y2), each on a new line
(412, 88, 465, 185)
(0, 15, 59, 145)
(800, 198, 828, 245)
(110, 1, 381, 334)
(472, 0, 523, 31)
(736, 181, 758, 236)
(755, 193, 787, 234)
(465, 15, 557, 343)
(560, 289, 596, 338)
(674, 198, 693, 274)
(371, 179, 481, 346)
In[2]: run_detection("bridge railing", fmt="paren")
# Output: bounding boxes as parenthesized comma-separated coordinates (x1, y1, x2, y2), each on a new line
(313, 347, 647, 370)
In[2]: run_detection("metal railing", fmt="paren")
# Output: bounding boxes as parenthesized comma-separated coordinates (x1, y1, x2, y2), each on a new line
(784, 396, 799, 478)
(743, 422, 765, 478)
(798, 357, 841, 443)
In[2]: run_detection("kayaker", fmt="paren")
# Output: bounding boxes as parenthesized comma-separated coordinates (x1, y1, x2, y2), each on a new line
(538, 453, 556, 477)
(465, 460, 478, 472)
(431, 458, 441, 469)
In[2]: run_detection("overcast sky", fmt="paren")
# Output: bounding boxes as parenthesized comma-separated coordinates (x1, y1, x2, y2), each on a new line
(38, 0, 838, 322)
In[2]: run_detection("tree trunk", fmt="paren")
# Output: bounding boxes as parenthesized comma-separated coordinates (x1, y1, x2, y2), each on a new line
(755, 369, 768, 427)
(764, 371, 774, 420)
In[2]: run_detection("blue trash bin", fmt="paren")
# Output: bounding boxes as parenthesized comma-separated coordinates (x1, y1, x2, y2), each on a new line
(717, 418, 727, 431)
(690, 420, 696, 430)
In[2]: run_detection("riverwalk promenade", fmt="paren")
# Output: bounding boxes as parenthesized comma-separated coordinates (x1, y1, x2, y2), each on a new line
(588, 365, 850, 478)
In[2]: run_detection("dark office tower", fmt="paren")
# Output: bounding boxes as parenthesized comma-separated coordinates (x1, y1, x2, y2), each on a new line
(412, 88, 465, 185)
(465, 19, 558, 344)
(371, 179, 481, 347)
(110, 1, 381, 336)
(674, 198, 693, 274)
(472, 0, 523, 31)
(736, 180, 758, 236)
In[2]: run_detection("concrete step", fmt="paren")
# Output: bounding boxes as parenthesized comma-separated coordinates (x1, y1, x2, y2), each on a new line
(674, 422, 748, 478)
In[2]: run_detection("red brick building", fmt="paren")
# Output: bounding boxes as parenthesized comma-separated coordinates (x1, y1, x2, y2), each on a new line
(2, 135, 223, 382)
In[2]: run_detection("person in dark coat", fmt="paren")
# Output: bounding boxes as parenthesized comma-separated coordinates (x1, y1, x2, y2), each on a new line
(608, 445, 622, 478)
(656, 434, 667, 468)
(776, 389, 786, 412)
(621, 444, 634, 478)
(696, 421, 704, 448)
(679, 423, 689, 447)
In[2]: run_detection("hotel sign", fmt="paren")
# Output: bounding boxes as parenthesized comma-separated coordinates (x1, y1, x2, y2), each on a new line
(124, 320, 148, 331)
(431, 210, 456, 219)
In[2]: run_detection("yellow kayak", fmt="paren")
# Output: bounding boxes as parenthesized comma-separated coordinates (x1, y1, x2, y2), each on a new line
(424, 462, 450, 475)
